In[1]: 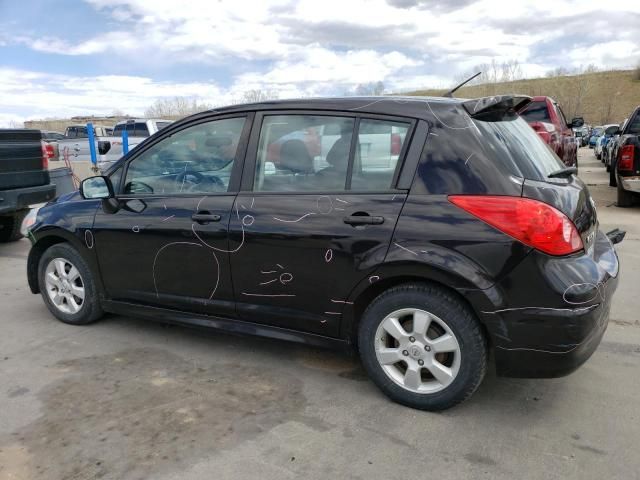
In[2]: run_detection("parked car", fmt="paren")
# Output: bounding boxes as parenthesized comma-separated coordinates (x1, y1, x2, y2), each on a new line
(517, 96, 583, 168)
(96, 119, 172, 171)
(41, 131, 65, 163)
(0, 129, 56, 242)
(24, 96, 622, 411)
(595, 125, 616, 161)
(610, 107, 640, 206)
(604, 119, 627, 172)
(589, 126, 604, 149)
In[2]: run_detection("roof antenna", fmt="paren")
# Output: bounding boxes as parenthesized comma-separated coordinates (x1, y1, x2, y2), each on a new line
(443, 72, 482, 98)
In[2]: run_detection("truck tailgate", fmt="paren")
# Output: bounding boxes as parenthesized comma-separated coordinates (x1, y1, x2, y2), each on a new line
(0, 129, 49, 190)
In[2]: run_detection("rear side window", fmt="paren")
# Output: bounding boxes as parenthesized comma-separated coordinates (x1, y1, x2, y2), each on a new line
(113, 125, 125, 136)
(134, 123, 150, 137)
(472, 116, 564, 179)
(253, 115, 355, 192)
(352, 119, 409, 191)
(156, 121, 171, 130)
(519, 101, 550, 123)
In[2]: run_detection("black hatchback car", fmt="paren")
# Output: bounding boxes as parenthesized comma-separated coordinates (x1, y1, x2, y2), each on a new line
(25, 96, 622, 410)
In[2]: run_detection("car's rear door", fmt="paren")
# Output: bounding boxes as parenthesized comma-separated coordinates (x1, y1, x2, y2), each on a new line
(93, 113, 252, 317)
(228, 111, 423, 337)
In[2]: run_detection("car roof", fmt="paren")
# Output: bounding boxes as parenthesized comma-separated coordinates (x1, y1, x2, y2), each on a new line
(197, 96, 464, 119)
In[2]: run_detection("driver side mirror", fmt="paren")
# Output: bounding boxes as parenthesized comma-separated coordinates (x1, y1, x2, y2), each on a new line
(80, 176, 114, 200)
(569, 117, 584, 128)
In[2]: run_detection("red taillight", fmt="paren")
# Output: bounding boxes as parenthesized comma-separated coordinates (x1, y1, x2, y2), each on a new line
(618, 145, 635, 171)
(390, 133, 402, 155)
(448, 195, 583, 256)
(40, 140, 53, 169)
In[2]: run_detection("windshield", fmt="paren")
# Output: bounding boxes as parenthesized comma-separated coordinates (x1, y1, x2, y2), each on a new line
(592, 127, 603, 136)
(472, 116, 565, 180)
(519, 101, 550, 123)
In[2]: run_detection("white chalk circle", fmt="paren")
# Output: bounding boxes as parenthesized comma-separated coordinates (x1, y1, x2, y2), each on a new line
(317, 196, 333, 215)
(369, 275, 380, 283)
(132, 225, 140, 233)
(279, 272, 293, 284)
(84, 230, 94, 249)
(563, 283, 600, 305)
(325, 249, 333, 263)
(242, 214, 255, 227)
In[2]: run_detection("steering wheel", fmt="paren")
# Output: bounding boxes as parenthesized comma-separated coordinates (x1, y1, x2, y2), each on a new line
(175, 170, 225, 192)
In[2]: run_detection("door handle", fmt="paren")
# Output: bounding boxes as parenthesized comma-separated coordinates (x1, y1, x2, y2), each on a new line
(191, 211, 221, 224)
(343, 215, 384, 226)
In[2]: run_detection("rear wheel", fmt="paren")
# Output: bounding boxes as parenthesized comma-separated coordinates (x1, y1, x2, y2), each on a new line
(0, 209, 28, 243)
(38, 243, 103, 325)
(358, 283, 487, 411)
(617, 183, 635, 207)
(609, 164, 617, 187)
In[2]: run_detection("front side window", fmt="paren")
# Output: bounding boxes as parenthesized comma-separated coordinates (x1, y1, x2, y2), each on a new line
(123, 116, 246, 195)
(254, 115, 354, 192)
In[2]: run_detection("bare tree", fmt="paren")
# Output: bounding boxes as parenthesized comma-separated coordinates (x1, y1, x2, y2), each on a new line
(145, 97, 212, 118)
(352, 81, 385, 96)
(7, 120, 23, 128)
(239, 89, 280, 103)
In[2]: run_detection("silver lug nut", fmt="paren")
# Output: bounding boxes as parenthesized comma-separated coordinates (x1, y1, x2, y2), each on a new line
(409, 336, 416, 342)
(418, 359, 424, 366)
(424, 345, 431, 352)
(402, 350, 409, 356)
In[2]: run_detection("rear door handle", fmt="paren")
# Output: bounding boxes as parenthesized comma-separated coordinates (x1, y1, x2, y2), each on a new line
(192, 211, 221, 224)
(343, 215, 384, 226)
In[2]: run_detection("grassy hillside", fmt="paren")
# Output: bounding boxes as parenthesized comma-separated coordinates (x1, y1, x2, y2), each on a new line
(405, 69, 640, 126)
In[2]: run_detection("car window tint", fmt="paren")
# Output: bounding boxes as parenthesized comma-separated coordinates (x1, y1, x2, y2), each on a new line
(351, 119, 409, 191)
(134, 123, 150, 137)
(113, 125, 125, 136)
(627, 114, 640, 134)
(254, 115, 354, 192)
(519, 101, 550, 123)
(123, 117, 246, 195)
(125, 123, 135, 135)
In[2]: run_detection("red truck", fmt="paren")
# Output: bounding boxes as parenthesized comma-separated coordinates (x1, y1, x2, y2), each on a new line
(518, 96, 584, 168)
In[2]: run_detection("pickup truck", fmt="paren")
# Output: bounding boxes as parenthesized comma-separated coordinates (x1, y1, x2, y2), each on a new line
(56, 125, 112, 162)
(0, 129, 56, 242)
(96, 118, 172, 171)
(517, 96, 584, 168)
(611, 106, 640, 207)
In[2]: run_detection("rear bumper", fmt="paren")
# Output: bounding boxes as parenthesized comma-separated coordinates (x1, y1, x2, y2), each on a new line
(490, 276, 616, 378)
(619, 175, 640, 193)
(464, 230, 620, 378)
(0, 184, 56, 214)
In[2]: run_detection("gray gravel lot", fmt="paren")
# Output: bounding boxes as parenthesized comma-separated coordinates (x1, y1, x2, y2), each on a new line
(1, 148, 639, 480)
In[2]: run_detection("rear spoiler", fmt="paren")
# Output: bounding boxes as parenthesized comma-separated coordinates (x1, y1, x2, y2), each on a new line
(462, 95, 531, 121)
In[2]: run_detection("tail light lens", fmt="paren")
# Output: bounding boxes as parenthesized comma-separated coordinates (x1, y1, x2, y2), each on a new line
(40, 140, 53, 169)
(448, 195, 583, 256)
(390, 133, 402, 155)
(618, 145, 635, 171)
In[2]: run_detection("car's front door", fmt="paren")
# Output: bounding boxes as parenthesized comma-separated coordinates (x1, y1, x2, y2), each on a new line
(93, 114, 252, 317)
(228, 112, 417, 336)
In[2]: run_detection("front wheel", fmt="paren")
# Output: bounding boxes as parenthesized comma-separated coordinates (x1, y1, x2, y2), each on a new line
(38, 243, 104, 325)
(358, 283, 487, 411)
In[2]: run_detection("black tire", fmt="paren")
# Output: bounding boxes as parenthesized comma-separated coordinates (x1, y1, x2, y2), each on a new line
(37, 243, 103, 325)
(358, 283, 487, 411)
(609, 164, 617, 187)
(596, 152, 601, 160)
(617, 183, 634, 207)
(0, 209, 28, 243)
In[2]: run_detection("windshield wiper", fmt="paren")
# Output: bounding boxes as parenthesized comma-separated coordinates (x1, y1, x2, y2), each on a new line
(548, 166, 577, 178)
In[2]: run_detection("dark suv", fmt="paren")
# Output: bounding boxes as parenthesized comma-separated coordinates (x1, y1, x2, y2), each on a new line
(25, 96, 622, 410)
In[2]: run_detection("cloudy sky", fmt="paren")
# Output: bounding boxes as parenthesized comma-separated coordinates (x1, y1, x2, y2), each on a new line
(0, 0, 638, 126)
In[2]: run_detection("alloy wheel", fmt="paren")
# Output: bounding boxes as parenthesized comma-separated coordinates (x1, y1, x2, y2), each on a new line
(374, 308, 461, 394)
(44, 257, 85, 314)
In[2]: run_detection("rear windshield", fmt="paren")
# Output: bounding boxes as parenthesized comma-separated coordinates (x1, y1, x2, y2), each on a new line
(472, 116, 564, 180)
(519, 101, 550, 123)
